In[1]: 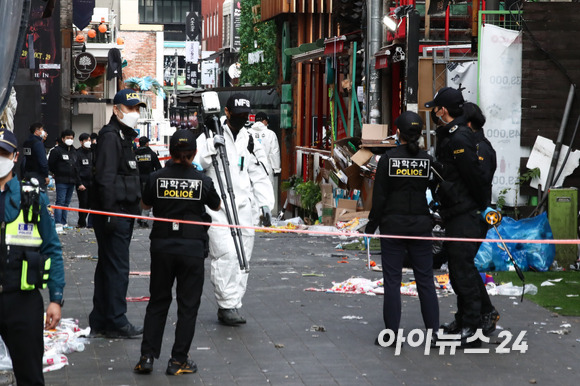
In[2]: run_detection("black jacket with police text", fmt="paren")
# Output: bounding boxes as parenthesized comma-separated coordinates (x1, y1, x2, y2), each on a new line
(367, 144, 433, 235)
(135, 146, 162, 182)
(76, 146, 93, 187)
(92, 115, 141, 214)
(48, 142, 79, 185)
(474, 129, 497, 207)
(434, 116, 488, 218)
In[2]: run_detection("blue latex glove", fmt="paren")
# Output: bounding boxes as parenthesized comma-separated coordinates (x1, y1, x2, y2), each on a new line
(192, 161, 203, 171)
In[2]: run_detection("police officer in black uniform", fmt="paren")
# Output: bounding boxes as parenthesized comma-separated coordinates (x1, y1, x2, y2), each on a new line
(367, 111, 439, 344)
(135, 136, 161, 227)
(90, 89, 144, 338)
(21, 122, 50, 188)
(134, 129, 220, 376)
(463, 101, 500, 335)
(76, 133, 93, 228)
(426, 87, 495, 347)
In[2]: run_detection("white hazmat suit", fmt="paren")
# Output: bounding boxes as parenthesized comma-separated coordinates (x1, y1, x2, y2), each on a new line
(196, 121, 274, 310)
(248, 121, 281, 186)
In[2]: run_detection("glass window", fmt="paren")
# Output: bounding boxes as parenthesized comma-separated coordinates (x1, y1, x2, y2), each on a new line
(139, 0, 192, 24)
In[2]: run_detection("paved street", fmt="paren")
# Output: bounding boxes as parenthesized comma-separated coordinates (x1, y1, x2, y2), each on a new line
(10, 198, 580, 385)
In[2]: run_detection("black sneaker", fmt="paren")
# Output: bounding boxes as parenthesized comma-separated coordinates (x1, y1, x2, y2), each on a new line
(480, 308, 500, 336)
(166, 358, 197, 375)
(134, 355, 154, 374)
(440, 319, 461, 334)
(106, 323, 143, 339)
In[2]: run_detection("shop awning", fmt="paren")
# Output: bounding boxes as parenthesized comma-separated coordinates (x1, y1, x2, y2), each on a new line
(324, 35, 347, 55)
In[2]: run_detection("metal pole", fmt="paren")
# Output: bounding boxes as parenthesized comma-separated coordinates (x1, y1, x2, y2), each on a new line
(541, 84, 576, 205)
(406, 8, 420, 113)
(367, 0, 383, 124)
(173, 49, 178, 107)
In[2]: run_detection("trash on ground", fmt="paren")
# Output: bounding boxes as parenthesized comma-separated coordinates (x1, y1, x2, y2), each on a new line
(42, 318, 89, 372)
(342, 315, 364, 320)
(310, 325, 326, 332)
(126, 296, 150, 302)
(560, 323, 571, 328)
(302, 273, 324, 277)
(547, 329, 570, 335)
(486, 282, 538, 296)
(541, 281, 556, 286)
(129, 271, 151, 276)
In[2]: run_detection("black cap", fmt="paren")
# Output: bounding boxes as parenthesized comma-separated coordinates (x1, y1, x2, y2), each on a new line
(424, 87, 464, 109)
(113, 89, 147, 108)
(394, 111, 423, 137)
(139, 136, 150, 146)
(0, 128, 18, 153)
(226, 93, 251, 115)
(255, 112, 269, 122)
(170, 129, 197, 152)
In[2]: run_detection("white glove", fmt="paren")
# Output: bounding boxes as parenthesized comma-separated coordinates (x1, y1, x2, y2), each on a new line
(206, 136, 218, 156)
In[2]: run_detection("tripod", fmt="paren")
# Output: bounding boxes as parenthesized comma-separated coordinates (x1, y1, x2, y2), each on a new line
(204, 115, 249, 272)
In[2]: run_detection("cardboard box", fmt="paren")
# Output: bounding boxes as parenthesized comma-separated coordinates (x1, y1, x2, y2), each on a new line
(320, 183, 333, 206)
(351, 148, 374, 167)
(362, 124, 389, 141)
(334, 198, 358, 223)
(345, 164, 363, 190)
(321, 205, 335, 225)
(336, 210, 370, 223)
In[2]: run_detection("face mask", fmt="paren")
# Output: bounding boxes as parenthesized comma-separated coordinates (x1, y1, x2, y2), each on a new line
(39, 130, 46, 138)
(228, 115, 247, 131)
(0, 156, 14, 179)
(64, 139, 74, 147)
(83, 141, 92, 149)
(118, 111, 140, 129)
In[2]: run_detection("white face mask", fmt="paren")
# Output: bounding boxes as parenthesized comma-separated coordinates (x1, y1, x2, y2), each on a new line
(118, 111, 140, 129)
(64, 139, 74, 147)
(0, 156, 14, 179)
(39, 130, 46, 138)
(83, 141, 92, 149)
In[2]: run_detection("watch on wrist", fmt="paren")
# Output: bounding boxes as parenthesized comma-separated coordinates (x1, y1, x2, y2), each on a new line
(52, 299, 65, 307)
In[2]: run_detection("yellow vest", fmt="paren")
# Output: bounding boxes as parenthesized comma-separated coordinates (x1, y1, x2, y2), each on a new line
(5, 210, 50, 290)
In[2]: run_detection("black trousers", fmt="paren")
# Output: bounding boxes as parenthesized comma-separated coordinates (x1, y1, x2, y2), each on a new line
(76, 187, 91, 227)
(141, 250, 205, 363)
(381, 234, 439, 331)
(0, 290, 45, 385)
(445, 210, 494, 328)
(89, 215, 134, 331)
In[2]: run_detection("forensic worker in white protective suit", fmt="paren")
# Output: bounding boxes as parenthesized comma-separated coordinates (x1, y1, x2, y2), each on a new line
(195, 93, 274, 326)
(248, 112, 281, 212)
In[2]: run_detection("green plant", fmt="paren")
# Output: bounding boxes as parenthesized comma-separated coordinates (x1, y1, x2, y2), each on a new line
(75, 83, 87, 91)
(281, 175, 302, 191)
(239, 0, 278, 86)
(84, 75, 102, 90)
(496, 167, 541, 219)
(294, 180, 321, 218)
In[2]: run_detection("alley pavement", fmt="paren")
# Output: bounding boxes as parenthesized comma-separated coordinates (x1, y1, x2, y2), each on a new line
(10, 196, 580, 385)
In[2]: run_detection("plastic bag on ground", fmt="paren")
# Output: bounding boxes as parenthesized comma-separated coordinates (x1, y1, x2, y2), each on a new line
(475, 212, 555, 272)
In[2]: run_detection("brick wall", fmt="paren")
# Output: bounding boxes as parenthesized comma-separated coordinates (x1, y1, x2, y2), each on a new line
(121, 31, 158, 108)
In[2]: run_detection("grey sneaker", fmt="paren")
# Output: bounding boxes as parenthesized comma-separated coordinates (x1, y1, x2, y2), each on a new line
(218, 308, 244, 325)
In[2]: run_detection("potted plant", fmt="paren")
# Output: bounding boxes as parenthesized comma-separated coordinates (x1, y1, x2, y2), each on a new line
(76, 83, 88, 95)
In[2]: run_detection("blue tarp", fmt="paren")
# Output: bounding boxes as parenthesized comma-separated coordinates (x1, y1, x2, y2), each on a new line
(475, 212, 555, 272)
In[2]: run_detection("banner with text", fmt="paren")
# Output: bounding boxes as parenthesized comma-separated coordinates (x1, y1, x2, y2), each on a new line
(479, 24, 524, 206)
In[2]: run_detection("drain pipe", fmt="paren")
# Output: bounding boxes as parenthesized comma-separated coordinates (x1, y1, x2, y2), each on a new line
(367, 0, 383, 124)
